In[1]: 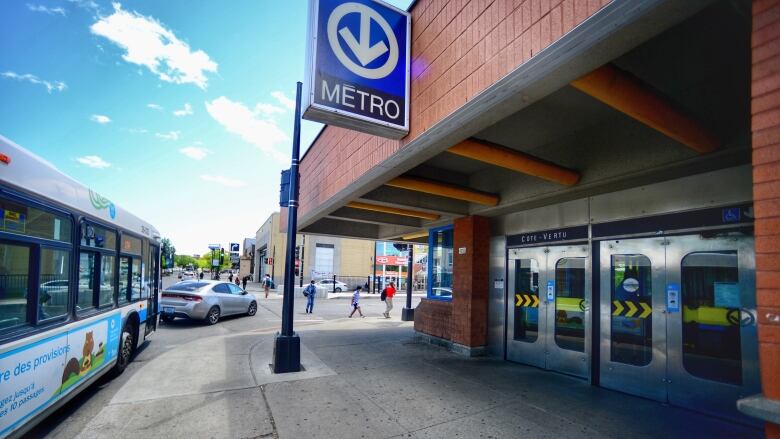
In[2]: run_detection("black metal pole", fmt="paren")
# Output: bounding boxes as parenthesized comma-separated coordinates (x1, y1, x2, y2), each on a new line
(272, 82, 302, 373)
(402, 244, 414, 321)
(372, 243, 377, 293)
(299, 235, 305, 287)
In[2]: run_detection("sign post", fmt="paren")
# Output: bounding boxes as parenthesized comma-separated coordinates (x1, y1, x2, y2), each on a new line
(303, 0, 411, 139)
(272, 82, 303, 374)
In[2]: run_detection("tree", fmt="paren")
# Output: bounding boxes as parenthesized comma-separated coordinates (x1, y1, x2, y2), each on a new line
(174, 255, 198, 268)
(160, 238, 176, 269)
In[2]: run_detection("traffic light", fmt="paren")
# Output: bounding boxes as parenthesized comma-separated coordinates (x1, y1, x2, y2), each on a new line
(294, 267, 299, 276)
(220, 248, 225, 264)
(294, 246, 300, 259)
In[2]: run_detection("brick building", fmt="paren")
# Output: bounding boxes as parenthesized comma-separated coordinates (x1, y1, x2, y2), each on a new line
(296, 0, 780, 434)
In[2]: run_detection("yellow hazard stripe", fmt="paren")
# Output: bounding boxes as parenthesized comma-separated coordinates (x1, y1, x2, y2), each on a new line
(556, 297, 584, 312)
(682, 306, 731, 326)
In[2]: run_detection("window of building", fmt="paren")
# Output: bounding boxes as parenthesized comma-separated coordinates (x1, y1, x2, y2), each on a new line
(427, 226, 453, 301)
(314, 244, 334, 278)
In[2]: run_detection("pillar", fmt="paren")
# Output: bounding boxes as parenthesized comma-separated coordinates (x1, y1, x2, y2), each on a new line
(750, 1, 780, 435)
(450, 215, 490, 353)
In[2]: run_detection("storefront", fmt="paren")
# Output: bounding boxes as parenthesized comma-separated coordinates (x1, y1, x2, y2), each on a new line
(296, 0, 779, 433)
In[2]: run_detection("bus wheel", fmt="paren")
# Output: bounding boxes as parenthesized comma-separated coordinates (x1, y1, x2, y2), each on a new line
(110, 325, 134, 377)
(206, 306, 220, 325)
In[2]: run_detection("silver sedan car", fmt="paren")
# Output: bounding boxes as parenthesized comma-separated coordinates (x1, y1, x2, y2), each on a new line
(160, 280, 258, 325)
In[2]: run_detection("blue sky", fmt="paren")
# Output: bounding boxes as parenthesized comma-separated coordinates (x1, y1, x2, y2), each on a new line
(0, 0, 411, 255)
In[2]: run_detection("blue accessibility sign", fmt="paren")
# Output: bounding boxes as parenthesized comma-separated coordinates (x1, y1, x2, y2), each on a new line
(303, 0, 410, 138)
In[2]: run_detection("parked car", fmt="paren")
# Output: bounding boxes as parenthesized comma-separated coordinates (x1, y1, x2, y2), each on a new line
(160, 280, 257, 325)
(314, 279, 349, 292)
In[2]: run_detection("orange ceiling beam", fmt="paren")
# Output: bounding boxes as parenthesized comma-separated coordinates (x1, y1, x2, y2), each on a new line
(570, 64, 719, 154)
(386, 175, 500, 206)
(447, 139, 580, 186)
(346, 201, 441, 221)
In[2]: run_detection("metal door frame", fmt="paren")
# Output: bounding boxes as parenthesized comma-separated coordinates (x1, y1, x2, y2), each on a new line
(506, 247, 546, 369)
(507, 244, 591, 378)
(599, 237, 668, 402)
(665, 234, 759, 420)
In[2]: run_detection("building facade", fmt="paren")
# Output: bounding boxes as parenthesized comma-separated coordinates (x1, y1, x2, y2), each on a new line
(254, 212, 374, 287)
(296, 0, 780, 434)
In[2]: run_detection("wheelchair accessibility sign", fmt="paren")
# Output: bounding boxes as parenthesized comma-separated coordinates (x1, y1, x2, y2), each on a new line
(303, 0, 410, 138)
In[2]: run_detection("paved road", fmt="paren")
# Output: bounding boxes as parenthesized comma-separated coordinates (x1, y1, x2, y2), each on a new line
(23, 276, 421, 438)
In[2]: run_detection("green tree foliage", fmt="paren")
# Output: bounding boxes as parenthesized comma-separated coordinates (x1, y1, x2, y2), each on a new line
(160, 238, 176, 268)
(174, 254, 198, 268)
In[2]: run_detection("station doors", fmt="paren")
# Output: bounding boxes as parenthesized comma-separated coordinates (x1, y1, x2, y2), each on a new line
(599, 234, 759, 420)
(507, 244, 590, 378)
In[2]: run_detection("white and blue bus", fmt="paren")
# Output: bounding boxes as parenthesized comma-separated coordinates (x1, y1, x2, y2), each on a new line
(0, 136, 160, 438)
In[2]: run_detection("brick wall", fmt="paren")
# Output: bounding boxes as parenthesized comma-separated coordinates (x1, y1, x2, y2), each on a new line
(414, 298, 452, 339)
(299, 0, 612, 220)
(752, 0, 780, 436)
(451, 216, 490, 347)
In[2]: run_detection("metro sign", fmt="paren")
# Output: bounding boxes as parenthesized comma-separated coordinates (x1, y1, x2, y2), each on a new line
(303, 0, 410, 139)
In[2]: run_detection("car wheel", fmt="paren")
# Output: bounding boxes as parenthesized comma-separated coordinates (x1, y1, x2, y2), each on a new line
(161, 314, 175, 322)
(335, 287, 342, 292)
(247, 301, 257, 316)
(206, 306, 220, 325)
(109, 323, 135, 378)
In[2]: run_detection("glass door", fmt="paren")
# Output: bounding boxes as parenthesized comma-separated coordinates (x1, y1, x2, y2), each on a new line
(600, 234, 760, 422)
(507, 244, 590, 378)
(545, 245, 590, 378)
(600, 237, 667, 402)
(506, 248, 545, 369)
(665, 234, 759, 421)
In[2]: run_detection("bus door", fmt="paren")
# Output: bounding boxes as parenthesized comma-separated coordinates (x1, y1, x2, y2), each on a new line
(599, 233, 759, 422)
(146, 244, 160, 334)
(507, 244, 591, 378)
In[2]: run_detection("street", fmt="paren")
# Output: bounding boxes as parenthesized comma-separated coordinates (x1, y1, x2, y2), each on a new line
(23, 276, 422, 439)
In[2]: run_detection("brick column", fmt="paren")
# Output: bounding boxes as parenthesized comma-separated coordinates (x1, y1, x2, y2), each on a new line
(752, 1, 780, 436)
(450, 216, 490, 351)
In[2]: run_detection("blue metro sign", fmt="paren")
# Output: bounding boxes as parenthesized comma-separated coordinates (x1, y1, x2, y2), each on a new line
(303, 0, 410, 139)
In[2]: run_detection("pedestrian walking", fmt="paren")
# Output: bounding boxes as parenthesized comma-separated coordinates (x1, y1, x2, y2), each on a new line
(303, 280, 317, 314)
(199, 272, 204, 280)
(242, 275, 248, 290)
(382, 281, 396, 319)
(234, 276, 240, 286)
(348, 286, 365, 318)
(229, 272, 234, 282)
(262, 274, 272, 299)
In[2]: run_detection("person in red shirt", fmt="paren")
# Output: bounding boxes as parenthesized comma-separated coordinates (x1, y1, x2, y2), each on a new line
(383, 281, 396, 319)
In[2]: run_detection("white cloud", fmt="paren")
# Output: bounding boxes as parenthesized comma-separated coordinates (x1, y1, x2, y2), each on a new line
(76, 155, 111, 168)
(179, 146, 209, 160)
(173, 103, 193, 117)
(90, 3, 218, 89)
(271, 91, 295, 110)
(27, 4, 66, 16)
(205, 96, 288, 163)
(155, 131, 180, 141)
(90, 114, 111, 124)
(147, 103, 163, 110)
(1, 71, 66, 93)
(254, 102, 285, 115)
(67, 0, 99, 12)
(200, 174, 246, 188)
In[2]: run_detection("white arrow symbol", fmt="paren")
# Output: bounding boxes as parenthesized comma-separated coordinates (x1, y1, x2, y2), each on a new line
(338, 12, 388, 66)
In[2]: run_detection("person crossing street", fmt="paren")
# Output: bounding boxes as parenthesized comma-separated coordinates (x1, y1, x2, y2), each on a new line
(304, 280, 317, 314)
(382, 281, 396, 319)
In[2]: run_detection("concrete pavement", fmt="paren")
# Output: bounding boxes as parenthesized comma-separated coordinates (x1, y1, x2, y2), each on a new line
(50, 299, 762, 439)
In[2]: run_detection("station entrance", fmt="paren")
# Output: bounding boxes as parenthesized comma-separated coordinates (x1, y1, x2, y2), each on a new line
(507, 243, 590, 378)
(599, 232, 759, 420)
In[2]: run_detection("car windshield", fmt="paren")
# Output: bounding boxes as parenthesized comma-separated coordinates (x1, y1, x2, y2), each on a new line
(167, 282, 210, 292)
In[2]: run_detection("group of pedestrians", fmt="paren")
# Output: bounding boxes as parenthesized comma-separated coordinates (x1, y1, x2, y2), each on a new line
(301, 279, 397, 319)
(227, 271, 252, 290)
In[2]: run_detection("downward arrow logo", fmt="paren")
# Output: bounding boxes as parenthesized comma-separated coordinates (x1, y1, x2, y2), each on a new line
(338, 13, 388, 66)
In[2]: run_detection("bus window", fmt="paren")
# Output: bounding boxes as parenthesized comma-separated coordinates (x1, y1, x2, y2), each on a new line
(100, 254, 116, 307)
(39, 247, 69, 321)
(0, 197, 71, 243)
(77, 252, 96, 312)
(0, 243, 31, 330)
(81, 223, 116, 250)
(131, 258, 141, 301)
(121, 235, 142, 255)
(118, 256, 130, 305)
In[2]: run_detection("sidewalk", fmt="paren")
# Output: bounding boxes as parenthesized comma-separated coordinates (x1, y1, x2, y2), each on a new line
(245, 281, 425, 300)
(75, 317, 762, 438)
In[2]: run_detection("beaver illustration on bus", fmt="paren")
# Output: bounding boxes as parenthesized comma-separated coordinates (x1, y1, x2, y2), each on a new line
(59, 330, 106, 391)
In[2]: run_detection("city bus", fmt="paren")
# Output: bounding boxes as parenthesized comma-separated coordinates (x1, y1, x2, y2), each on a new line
(0, 136, 160, 438)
